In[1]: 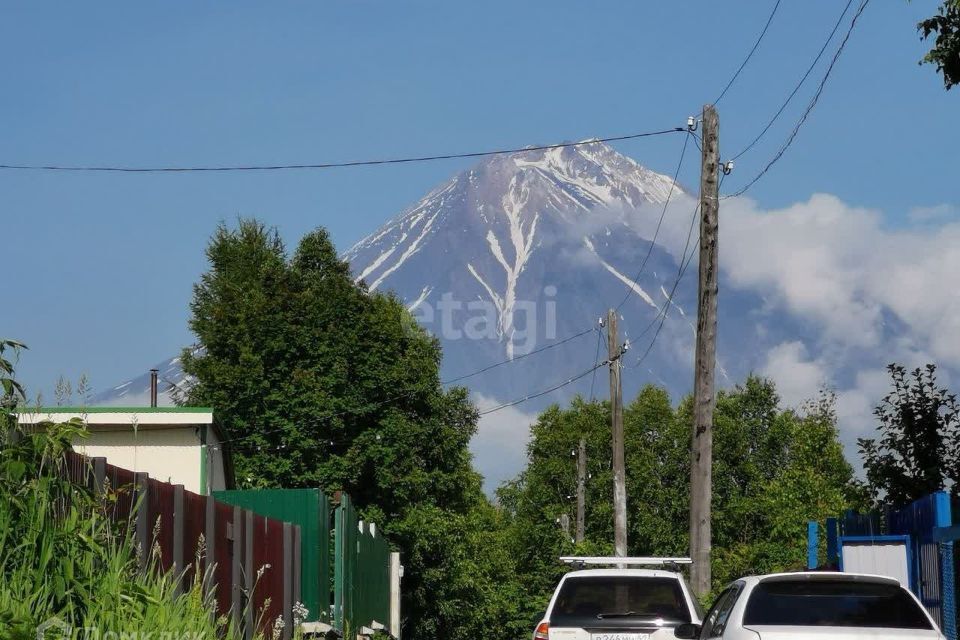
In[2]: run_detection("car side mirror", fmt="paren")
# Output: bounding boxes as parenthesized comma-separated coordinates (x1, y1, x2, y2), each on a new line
(674, 623, 702, 639)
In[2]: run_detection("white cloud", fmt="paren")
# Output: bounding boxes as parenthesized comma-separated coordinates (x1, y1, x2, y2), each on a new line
(716, 193, 960, 470)
(722, 194, 960, 369)
(760, 341, 829, 408)
(909, 203, 957, 223)
(470, 393, 537, 494)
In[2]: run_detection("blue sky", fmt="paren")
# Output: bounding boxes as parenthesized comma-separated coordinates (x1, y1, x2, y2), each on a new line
(4, 1, 958, 401)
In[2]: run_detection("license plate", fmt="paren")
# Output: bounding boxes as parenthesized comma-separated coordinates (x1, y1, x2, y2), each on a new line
(591, 635, 649, 640)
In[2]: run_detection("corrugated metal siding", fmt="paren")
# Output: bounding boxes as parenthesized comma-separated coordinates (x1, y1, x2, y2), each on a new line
(334, 494, 391, 636)
(214, 488, 331, 623)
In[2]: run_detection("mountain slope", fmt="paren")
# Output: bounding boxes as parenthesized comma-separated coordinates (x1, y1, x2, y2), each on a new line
(344, 142, 736, 401)
(96, 142, 814, 486)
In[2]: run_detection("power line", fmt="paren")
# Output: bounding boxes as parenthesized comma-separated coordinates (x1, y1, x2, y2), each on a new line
(714, 0, 783, 105)
(0, 128, 684, 174)
(630, 172, 728, 369)
(213, 349, 613, 450)
(205, 327, 595, 450)
(613, 129, 691, 312)
(588, 327, 603, 401)
(444, 327, 594, 385)
(478, 356, 612, 416)
(731, 0, 856, 161)
(629, 193, 703, 345)
(725, 0, 872, 198)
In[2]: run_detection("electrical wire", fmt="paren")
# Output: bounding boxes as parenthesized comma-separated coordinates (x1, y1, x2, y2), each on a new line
(613, 129, 690, 312)
(443, 327, 593, 385)
(630, 172, 727, 369)
(714, 0, 783, 105)
(478, 356, 612, 416)
(204, 326, 595, 450)
(213, 349, 614, 450)
(0, 128, 684, 173)
(731, 0, 856, 162)
(588, 328, 603, 401)
(629, 197, 702, 344)
(725, 0, 872, 198)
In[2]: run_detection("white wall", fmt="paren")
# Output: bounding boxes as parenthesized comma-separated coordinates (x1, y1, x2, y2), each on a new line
(74, 428, 203, 493)
(842, 541, 911, 587)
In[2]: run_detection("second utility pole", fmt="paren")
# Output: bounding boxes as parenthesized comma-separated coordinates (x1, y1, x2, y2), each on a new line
(689, 104, 720, 597)
(608, 308, 627, 557)
(575, 437, 586, 544)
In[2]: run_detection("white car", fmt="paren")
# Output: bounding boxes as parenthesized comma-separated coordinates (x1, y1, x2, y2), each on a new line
(534, 557, 704, 640)
(674, 571, 944, 640)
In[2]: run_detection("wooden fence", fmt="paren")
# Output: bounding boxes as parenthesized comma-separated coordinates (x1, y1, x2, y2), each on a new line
(63, 451, 302, 640)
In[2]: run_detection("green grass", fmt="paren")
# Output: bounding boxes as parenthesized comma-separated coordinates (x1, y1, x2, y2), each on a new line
(0, 419, 258, 640)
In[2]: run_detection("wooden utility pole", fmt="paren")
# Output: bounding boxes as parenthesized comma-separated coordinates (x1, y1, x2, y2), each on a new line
(575, 437, 586, 544)
(690, 104, 720, 597)
(608, 308, 627, 557)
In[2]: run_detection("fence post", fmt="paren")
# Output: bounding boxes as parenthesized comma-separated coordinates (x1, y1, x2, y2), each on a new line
(232, 506, 242, 631)
(134, 472, 150, 570)
(826, 517, 839, 567)
(173, 484, 185, 595)
(807, 522, 819, 569)
(92, 457, 106, 494)
(333, 504, 343, 632)
(244, 509, 254, 640)
(390, 552, 402, 640)
(293, 525, 302, 613)
(283, 522, 293, 640)
(204, 494, 216, 612)
(936, 493, 957, 640)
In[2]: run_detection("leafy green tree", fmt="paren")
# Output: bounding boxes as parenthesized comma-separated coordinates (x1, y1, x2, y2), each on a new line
(497, 397, 613, 627)
(501, 377, 856, 612)
(917, 0, 960, 89)
(858, 363, 960, 507)
(710, 383, 854, 585)
(181, 220, 515, 640)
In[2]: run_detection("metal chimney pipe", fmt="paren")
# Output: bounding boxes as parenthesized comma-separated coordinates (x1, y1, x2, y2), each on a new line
(149, 369, 159, 407)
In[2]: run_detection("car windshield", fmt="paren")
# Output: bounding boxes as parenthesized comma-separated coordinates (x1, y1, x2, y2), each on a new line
(550, 576, 690, 626)
(742, 579, 932, 629)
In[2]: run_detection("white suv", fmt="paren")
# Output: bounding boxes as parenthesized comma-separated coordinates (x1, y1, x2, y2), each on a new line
(674, 572, 944, 640)
(535, 557, 703, 640)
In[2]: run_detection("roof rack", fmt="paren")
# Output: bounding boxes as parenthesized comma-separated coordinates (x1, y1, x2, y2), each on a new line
(560, 556, 693, 567)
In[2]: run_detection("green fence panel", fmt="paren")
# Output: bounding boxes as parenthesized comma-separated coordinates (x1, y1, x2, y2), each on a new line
(334, 493, 392, 636)
(334, 493, 355, 634)
(355, 521, 391, 631)
(214, 488, 331, 623)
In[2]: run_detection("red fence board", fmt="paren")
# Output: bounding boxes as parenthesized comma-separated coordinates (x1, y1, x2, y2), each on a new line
(58, 450, 301, 639)
(182, 490, 208, 588)
(148, 480, 176, 569)
(252, 514, 286, 629)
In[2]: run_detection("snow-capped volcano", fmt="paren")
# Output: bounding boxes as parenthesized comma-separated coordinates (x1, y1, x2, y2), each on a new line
(100, 141, 758, 406)
(343, 141, 716, 399)
(94, 140, 817, 485)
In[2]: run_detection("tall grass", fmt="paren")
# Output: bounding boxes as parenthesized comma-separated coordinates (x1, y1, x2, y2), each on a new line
(0, 340, 259, 640)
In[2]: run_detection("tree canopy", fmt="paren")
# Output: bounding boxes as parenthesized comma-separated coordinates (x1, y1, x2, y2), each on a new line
(181, 219, 513, 640)
(179, 219, 863, 635)
(918, 0, 960, 89)
(858, 363, 960, 508)
(499, 378, 856, 613)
